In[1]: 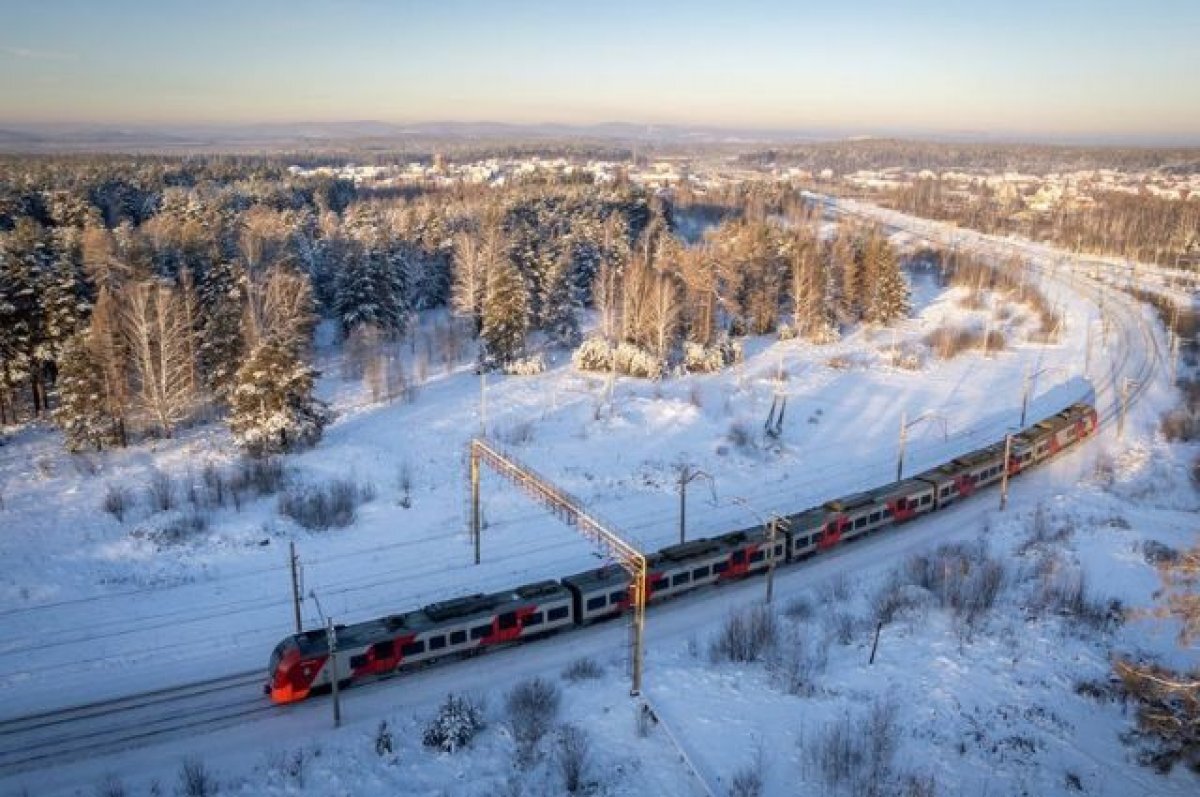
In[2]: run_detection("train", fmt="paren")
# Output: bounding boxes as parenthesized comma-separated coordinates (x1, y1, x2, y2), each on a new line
(266, 400, 1098, 703)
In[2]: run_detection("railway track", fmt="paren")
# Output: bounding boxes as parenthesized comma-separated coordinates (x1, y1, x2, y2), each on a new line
(0, 670, 271, 777)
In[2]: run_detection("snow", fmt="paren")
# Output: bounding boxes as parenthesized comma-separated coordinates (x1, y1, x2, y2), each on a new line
(0, 200, 1196, 795)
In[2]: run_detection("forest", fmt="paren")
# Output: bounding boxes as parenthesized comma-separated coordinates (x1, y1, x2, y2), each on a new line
(0, 155, 911, 455)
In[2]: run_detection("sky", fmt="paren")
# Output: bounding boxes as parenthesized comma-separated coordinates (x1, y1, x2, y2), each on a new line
(1, 0, 1198, 143)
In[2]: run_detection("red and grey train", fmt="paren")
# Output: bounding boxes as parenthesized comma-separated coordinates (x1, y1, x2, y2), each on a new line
(266, 401, 1098, 703)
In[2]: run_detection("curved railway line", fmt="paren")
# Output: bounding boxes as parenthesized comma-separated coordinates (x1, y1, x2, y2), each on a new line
(0, 199, 1170, 781)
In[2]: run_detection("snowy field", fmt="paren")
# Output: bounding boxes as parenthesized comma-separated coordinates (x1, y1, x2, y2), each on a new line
(0, 201, 1195, 796)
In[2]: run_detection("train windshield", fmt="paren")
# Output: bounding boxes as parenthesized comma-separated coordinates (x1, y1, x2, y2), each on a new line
(267, 639, 292, 677)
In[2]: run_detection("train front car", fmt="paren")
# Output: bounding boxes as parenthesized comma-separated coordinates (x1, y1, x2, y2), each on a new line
(266, 633, 328, 704)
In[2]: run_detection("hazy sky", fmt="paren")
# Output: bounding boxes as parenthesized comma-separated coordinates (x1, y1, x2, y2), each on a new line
(2, 0, 1198, 141)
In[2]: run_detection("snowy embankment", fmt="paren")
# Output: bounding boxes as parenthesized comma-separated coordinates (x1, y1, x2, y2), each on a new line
(0, 209, 1195, 795)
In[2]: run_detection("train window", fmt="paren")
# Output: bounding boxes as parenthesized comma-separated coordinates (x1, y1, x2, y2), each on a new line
(854, 516, 867, 529)
(548, 607, 569, 621)
(940, 487, 950, 497)
(498, 612, 518, 630)
(795, 536, 809, 548)
(429, 636, 446, 650)
(470, 625, 490, 640)
(350, 654, 368, 669)
(714, 561, 728, 574)
(372, 640, 395, 659)
(672, 572, 690, 587)
(882, 506, 892, 518)
(750, 550, 764, 563)
(610, 590, 625, 603)
(693, 565, 710, 579)
(869, 511, 881, 523)
(401, 640, 425, 656)
(525, 612, 544, 626)
(450, 630, 467, 645)
(921, 495, 932, 505)
(586, 596, 607, 611)
(732, 550, 746, 564)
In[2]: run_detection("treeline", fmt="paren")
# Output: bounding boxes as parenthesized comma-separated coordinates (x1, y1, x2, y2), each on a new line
(880, 178, 1200, 270)
(738, 138, 1200, 175)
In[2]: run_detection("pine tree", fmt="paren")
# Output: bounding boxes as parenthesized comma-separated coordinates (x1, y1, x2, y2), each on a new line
(480, 257, 529, 367)
(228, 338, 329, 457)
(197, 259, 245, 404)
(864, 235, 910, 325)
(539, 250, 580, 347)
(54, 332, 122, 451)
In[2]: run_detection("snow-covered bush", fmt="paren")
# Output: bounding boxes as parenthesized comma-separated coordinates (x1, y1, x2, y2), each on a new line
(557, 723, 591, 794)
(682, 341, 726, 374)
(422, 693, 485, 753)
(572, 337, 614, 373)
(278, 478, 375, 531)
(506, 677, 561, 766)
(777, 322, 797, 341)
(612, 342, 663, 379)
(709, 604, 779, 663)
(561, 656, 603, 682)
(374, 720, 393, 756)
(767, 626, 828, 697)
(178, 758, 217, 797)
(504, 353, 546, 376)
(102, 483, 132, 522)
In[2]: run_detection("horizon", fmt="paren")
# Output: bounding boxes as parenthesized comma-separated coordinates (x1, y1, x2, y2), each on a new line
(2, 0, 1199, 146)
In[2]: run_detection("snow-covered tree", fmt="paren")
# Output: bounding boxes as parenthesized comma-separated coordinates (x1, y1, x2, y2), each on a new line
(197, 259, 246, 404)
(480, 256, 529, 367)
(53, 331, 122, 451)
(122, 281, 196, 437)
(228, 337, 329, 457)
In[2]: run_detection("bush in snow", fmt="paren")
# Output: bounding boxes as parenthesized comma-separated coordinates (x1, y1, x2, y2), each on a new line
(178, 757, 217, 797)
(557, 723, 591, 794)
(422, 693, 485, 753)
(767, 626, 828, 697)
(503, 353, 546, 376)
(228, 338, 331, 458)
(572, 336, 614, 373)
(102, 483, 133, 522)
(147, 470, 176, 512)
(506, 677, 561, 766)
(709, 604, 779, 663)
(561, 656, 603, 682)
(94, 774, 127, 797)
(806, 697, 899, 797)
(682, 341, 727, 374)
(612, 342, 664, 379)
(374, 720, 394, 756)
(277, 478, 375, 531)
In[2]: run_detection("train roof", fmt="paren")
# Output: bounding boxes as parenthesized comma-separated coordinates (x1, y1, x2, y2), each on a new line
(291, 580, 571, 655)
(561, 563, 630, 593)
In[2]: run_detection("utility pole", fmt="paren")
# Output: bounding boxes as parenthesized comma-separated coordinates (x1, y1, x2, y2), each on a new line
(1020, 366, 1030, 428)
(470, 452, 481, 565)
(765, 515, 790, 605)
(999, 433, 1013, 511)
(676, 464, 713, 546)
(289, 541, 302, 633)
(896, 409, 907, 482)
(328, 617, 341, 728)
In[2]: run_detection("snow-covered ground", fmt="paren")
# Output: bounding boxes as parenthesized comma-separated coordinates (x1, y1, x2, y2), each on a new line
(0, 204, 1195, 796)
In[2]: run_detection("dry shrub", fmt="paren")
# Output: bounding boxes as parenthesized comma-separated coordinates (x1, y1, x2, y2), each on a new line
(710, 604, 779, 663)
